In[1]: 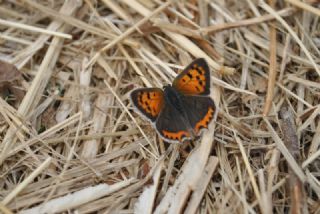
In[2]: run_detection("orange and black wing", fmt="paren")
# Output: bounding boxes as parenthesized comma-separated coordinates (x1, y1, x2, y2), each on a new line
(130, 88, 164, 122)
(180, 95, 216, 134)
(155, 103, 192, 143)
(172, 58, 210, 96)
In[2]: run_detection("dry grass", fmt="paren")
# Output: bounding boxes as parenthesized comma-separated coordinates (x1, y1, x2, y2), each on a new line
(0, 0, 319, 213)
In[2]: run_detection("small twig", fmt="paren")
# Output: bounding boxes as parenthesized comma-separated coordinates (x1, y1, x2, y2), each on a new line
(200, 8, 294, 35)
(0, 18, 72, 39)
(263, 117, 306, 182)
(263, 0, 277, 116)
(258, 169, 272, 214)
(279, 107, 306, 214)
(284, 0, 320, 16)
(20, 178, 136, 214)
(153, 20, 202, 39)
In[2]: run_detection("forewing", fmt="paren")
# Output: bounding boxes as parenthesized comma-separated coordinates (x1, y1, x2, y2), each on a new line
(180, 95, 217, 134)
(172, 58, 210, 96)
(155, 104, 191, 143)
(130, 88, 164, 122)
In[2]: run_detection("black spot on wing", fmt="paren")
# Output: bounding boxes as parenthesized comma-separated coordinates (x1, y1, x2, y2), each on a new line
(173, 58, 211, 96)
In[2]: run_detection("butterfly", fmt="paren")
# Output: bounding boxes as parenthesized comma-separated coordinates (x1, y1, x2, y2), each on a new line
(130, 58, 217, 143)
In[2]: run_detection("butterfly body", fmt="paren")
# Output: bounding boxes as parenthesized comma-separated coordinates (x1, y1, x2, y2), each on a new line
(163, 85, 186, 117)
(162, 85, 197, 138)
(130, 58, 217, 143)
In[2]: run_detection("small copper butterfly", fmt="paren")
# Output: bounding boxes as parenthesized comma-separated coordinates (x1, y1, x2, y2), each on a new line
(130, 58, 217, 143)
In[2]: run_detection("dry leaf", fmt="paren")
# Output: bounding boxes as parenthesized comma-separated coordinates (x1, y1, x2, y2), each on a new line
(0, 60, 21, 83)
(0, 60, 24, 105)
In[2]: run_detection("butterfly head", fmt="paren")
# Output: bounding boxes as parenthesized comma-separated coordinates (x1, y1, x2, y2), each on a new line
(162, 85, 171, 91)
(163, 84, 181, 103)
(163, 85, 176, 99)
